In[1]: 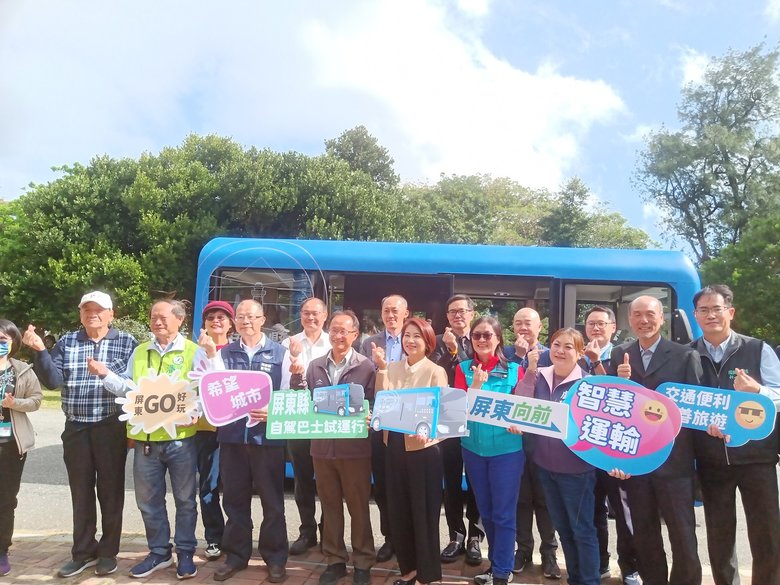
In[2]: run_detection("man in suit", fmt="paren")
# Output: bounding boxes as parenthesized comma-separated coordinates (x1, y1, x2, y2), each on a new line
(429, 294, 484, 566)
(359, 294, 409, 562)
(610, 295, 703, 585)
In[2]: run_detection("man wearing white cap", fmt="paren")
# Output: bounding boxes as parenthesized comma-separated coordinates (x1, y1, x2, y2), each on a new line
(22, 291, 137, 578)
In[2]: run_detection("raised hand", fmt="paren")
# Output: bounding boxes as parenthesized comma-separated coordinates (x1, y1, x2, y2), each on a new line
(289, 338, 303, 358)
(197, 328, 217, 358)
(470, 363, 488, 389)
(371, 342, 387, 370)
(584, 339, 601, 363)
(514, 336, 530, 359)
(733, 368, 760, 393)
(22, 324, 45, 352)
(617, 353, 631, 379)
(526, 348, 540, 372)
(442, 327, 458, 353)
(87, 357, 108, 377)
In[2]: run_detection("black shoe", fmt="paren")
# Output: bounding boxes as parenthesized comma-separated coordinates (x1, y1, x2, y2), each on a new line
(392, 578, 415, 585)
(376, 541, 394, 563)
(289, 535, 317, 556)
(353, 568, 371, 585)
(440, 539, 465, 563)
(542, 556, 561, 579)
(213, 562, 244, 581)
(319, 563, 347, 585)
(465, 537, 482, 566)
(268, 565, 287, 583)
(512, 554, 532, 574)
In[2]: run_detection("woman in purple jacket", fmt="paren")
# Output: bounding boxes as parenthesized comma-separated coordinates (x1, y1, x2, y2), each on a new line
(512, 328, 599, 585)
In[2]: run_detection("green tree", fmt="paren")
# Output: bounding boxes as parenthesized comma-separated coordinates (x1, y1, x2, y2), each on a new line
(325, 125, 400, 189)
(635, 43, 780, 263)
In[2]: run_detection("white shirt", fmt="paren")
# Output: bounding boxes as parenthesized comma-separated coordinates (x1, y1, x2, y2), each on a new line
(280, 330, 332, 389)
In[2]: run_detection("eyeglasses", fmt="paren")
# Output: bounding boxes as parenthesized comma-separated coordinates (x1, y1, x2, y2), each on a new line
(329, 328, 357, 337)
(447, 309, 473, 316)
(586, 321, 614, 328)
(694, 306, 729, 316)
(235, 314, 264, 322)
(471, 331, 494, 341)
(205, 314, 228, 322)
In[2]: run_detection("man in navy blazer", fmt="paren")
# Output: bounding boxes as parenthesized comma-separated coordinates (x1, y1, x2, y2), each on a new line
(610, 295, 703, 585)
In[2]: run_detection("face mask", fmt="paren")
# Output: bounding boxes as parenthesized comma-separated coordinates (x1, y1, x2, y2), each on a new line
(0, 341, 10, 357)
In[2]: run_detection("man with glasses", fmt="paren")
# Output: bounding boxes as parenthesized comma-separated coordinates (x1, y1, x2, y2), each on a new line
(359, 294, 409, 562)
(580, 307, 640, 585)
(430, 295, 485, 566)
(281, 298, 331, 556)
(691, 284, 780, 585)
(210, 300, 289, 583)
(304, 311, 376, 585)
(505, 307, 559, 579)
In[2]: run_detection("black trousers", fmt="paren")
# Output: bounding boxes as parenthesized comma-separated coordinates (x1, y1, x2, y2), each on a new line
(195, 431, 225, 545)
(594, 469, 638, 576)
(516, 458, 558, 559)
(0, 441, 26, 554)
(699, 462, 780, 585)
(220, 442, 288, 568)
(625, 473, 701, 585)
(440, 437, 483, 541)
(62, 417, 127, 561)
(370, 430, 391, 541)
(386, 434, 442, 584)
(287, 438, 319, 540)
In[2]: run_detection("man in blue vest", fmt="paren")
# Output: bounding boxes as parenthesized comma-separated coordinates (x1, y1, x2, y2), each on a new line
(210, 299, 289, 583)
(691, 284, 780, 585)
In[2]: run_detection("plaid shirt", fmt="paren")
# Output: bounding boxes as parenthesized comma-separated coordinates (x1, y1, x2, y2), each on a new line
(33, 327, 137, 423)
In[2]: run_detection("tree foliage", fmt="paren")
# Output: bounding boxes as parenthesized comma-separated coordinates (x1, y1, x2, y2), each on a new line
(635, 43, 780, 263)
(325, 125, 400, 189)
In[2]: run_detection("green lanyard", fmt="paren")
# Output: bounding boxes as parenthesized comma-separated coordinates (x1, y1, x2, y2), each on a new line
(0, 368, 12, 433)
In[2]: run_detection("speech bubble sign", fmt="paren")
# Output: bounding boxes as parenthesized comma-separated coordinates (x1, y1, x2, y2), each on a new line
(197, 370, 273, 427)
(116, 371, 199, 439)
(563, 375, 682, 475)
(658, 382, 777, 447)
(467, 389, 569, 439)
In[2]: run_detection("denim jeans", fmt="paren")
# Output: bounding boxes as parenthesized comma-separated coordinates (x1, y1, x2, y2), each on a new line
(134, 437, 198, 556)
(538, 468, 600, 585)
(462, 448, 525, 579)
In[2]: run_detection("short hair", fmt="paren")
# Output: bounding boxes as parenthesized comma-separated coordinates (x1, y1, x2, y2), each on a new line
(237, 299, 264, 314)
(549, 327, 585, 355)
(402, 317, 436, 355)
(470, 316, 507, 367)
(585, 306, 616, 323)
(301, 297, 326, 312)
(151, 299, 188, 320)
(693, 284, 734, 308)
(381, 294, 408, 309)
(0, 319, 22, 358)
(446, 294, 474, 311)
(329, 310, 360, 332)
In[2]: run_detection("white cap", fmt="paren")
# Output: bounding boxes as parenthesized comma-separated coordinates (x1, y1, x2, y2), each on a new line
(78, 291, 113, 310)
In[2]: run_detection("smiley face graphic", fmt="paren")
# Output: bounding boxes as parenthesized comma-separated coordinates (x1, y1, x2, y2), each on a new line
(735, 400, 766, 430)
(642, 399, 668, 425)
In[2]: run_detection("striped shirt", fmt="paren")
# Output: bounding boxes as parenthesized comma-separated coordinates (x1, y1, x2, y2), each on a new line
(33, 327, 137, 423)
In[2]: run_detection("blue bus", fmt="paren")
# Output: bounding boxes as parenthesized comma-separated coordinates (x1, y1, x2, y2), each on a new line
(193, 238, 702, 345)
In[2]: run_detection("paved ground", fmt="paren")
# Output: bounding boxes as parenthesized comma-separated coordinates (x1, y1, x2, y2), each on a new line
(6, 408, 756, 583)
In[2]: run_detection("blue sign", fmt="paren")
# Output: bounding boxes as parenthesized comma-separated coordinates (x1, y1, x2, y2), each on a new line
(657, 382, 777, 447)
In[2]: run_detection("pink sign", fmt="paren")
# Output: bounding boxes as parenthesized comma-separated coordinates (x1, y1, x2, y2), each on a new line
(198, 370, 273, 427)
(564, 375, 682, 475)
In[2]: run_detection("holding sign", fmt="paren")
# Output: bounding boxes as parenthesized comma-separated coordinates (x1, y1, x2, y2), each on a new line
(116, 372, 199, 439)
(563, 375, 682, 475)
(197, 370, 272, 428)
(267, 386, 369, 439)
(658, 382, 777, 447)
(467, 389, 568, 439)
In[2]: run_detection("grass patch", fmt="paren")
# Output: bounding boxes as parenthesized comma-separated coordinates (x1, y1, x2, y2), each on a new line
(41, 388, 61, 409)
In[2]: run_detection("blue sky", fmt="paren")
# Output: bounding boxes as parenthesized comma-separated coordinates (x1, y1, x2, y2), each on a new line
(1, 0, 779, 248)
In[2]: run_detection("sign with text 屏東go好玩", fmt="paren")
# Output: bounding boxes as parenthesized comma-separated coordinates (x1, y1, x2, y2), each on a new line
(658, 382, 777, 447)
(197, 370, 273, 427)
(117, 372, 200, 439)
(563, 375, 682, 475)
(466, 389, 569, 439)
(267, 385, 369, 439)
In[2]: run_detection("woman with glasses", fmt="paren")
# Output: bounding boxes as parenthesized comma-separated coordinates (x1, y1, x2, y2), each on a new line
(0, 319, 43, 577)
(373, 317, 448, 585)
(195, 301, 235, 561)
(455, 316, 524, 585)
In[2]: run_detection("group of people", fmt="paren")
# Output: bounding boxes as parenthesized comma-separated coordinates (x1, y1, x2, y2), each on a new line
(0, 283, 778, 585)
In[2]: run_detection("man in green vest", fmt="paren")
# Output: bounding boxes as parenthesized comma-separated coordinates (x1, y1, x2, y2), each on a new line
(98, 299, 202, 580)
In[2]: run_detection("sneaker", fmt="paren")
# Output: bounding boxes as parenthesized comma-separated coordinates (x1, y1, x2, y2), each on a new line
(129, 552, 173, 578)
(176, 551, 197, 580)
(205, 542, 223, 560)
(512, 554, 532, 574)
(542, 556, 561, 579)
(601, 567, 612, 579)
(95, 556, 118, 576)
(623, 572, 642, 585)
(58, 557, 97, 578)
(0, 554, 9, 577)
(319, 562, 347, 585)
(475, 569, 514, 585)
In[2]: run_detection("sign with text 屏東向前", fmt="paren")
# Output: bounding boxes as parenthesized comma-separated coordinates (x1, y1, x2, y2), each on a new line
(564, 375, 682, 475)
(658, 382, 777, 447)
(267, 385, 369, 439)
(197, 370, 273, 427)
(466, 389, 569, 439)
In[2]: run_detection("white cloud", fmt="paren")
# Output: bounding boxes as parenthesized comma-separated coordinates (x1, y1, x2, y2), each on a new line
(679, 47, 709, 86)
(0, 0, 625, 198)
(622, 124, 656, 143)
(767, 0, 780, 22)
